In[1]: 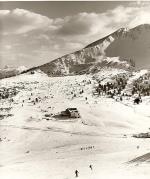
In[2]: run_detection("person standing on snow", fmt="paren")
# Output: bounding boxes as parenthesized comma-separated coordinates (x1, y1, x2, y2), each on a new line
(89, 164, 93, 170)
(75, 170, 79, 177)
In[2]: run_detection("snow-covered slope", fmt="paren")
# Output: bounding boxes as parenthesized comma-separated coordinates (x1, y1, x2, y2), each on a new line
(89, 56, 131, 73)
(1, 71, 150, 179)
(123, 69, 150, 95)
(27, 51, 132, 77)
(2, 23, 150, 179)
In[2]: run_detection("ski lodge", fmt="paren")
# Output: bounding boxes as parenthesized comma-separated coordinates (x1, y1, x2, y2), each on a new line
(61, 108, 80, 118)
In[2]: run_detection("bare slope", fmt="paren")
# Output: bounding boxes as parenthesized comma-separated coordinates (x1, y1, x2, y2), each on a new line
(105, 24, 150, 69)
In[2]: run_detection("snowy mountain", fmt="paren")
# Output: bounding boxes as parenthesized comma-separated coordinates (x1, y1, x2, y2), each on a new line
(2, 24, 150, 79)
(0, 66, 27, 79)
(2, 24, 150, 179)
(24, 26, 150, 76)
(23, 24, 150, 77)
(105, 24, 150, 69)
(85, 24, 150, 69)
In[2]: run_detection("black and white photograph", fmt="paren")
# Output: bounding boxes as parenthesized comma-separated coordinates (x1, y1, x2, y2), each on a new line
(1, 1, 150, 178)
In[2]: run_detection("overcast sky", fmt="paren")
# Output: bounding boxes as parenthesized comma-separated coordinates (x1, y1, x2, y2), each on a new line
(0, 1, 150, 68)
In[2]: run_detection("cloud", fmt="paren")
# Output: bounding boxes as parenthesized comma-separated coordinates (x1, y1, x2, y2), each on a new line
(0, 8, 52, 34)
(1, 4, 150, 37)
(2, 3, 150, 68)
(54, 3, 150, 39)
(53, 7, 130, 38)
(54, 12, 103, 36)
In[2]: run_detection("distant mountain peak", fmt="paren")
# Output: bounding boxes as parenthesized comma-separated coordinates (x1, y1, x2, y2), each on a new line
(117, 27, 129, 33)
(0, 65, 27, 79)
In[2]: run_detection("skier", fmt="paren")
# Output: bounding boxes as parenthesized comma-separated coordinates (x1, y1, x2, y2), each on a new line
(89, 164, 93, 170)
(35, 97, 38, 103)
(75, 170, 79, 177)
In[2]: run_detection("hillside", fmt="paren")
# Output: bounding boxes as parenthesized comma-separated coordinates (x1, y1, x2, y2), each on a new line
(23, 24, 150, 77)
(105, 24, 150, 69)
(2, 24, 150, 179)
(2, 24, 150, 79)
(0, 66, 27, 79)
(1, 70, 150, 179)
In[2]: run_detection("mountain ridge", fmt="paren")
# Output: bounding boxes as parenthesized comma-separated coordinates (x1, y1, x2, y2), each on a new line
(22, 25, 140, 77)
(3, 23, 150, 79)
(0, 66, 27, 80)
